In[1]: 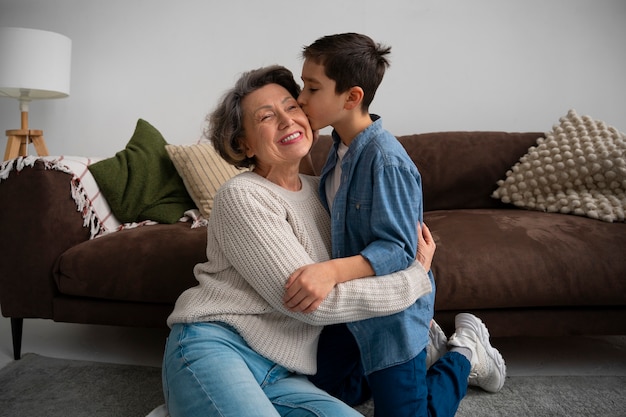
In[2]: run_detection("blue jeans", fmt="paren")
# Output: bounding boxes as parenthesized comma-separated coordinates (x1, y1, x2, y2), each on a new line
(162, 322, 362, 417)
(310, 323, 471, 417)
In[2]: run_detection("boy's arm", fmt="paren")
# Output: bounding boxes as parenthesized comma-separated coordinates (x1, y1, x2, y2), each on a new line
(285, 223, 435, 313)
(361, 163, 423, 275)
(284, 255, 374, 313)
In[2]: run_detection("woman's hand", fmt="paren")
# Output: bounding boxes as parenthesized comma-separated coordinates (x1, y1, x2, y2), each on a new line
(416, 223, 436, 272)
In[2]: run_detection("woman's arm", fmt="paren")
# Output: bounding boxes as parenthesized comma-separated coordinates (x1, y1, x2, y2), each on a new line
(284, 223, 435, 313)
(213, 177, 432, 326)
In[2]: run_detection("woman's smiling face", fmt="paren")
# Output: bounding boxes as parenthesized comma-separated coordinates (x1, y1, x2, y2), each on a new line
(241, 83, 313, 176)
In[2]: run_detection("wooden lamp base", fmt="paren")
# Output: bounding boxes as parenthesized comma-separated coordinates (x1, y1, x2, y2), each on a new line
(3, 129, 49, 162)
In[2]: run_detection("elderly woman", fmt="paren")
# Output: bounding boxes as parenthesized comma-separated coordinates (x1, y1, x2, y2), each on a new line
(162, 65, 435, 417)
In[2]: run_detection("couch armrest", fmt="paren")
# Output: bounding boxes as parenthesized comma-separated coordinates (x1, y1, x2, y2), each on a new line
(0, 160, 90, 319)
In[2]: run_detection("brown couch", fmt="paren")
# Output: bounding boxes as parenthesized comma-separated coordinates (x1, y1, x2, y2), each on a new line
(1, 131, 625, 360)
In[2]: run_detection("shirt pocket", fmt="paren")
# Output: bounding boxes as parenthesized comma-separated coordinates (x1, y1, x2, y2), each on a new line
(346, 195, 373, 230)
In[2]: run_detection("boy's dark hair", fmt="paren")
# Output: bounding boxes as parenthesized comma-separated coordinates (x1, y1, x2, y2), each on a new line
(302, 33, 391, 112)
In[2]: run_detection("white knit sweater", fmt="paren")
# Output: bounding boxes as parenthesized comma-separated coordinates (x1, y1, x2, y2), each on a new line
(167, 172, 432, 374)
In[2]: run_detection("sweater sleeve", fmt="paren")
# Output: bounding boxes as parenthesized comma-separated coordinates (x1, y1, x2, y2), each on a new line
(212, 177, 432, 326)
(306, 261, 432, 325)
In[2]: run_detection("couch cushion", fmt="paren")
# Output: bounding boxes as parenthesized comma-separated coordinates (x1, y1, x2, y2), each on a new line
(165, 142, 241, 219)
(492, 110, 626, 222)
(425, 209, 626, 311)
(54, 223, 206, 303)
(88, 119, 196, 224)
(309, 132, 545, 211)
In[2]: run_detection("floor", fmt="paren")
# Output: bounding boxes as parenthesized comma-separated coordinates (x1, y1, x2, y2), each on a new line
(1, 317, 626, 377)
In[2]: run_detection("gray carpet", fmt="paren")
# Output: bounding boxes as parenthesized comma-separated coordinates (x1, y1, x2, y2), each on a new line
(0, 353, 163, 417)
(1, 353, 625, 417)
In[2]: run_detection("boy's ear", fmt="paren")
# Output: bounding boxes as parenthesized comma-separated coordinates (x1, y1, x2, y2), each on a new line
(344, 86, 364, 111)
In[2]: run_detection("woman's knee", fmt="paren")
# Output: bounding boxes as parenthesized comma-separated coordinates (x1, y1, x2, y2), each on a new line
(163, 323, 281, 416)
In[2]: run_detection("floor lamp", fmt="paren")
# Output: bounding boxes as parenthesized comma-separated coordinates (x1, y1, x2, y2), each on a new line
(0, 27, 72, 161)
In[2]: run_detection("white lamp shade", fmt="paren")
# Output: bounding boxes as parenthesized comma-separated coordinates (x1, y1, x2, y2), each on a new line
(0, 27, 72, 100)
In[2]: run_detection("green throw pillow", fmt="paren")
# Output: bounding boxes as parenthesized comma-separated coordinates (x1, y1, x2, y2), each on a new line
(88, 119, 196, 224)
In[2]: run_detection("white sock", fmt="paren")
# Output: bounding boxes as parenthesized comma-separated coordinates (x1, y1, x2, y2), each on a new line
(450, 346, 473, 362)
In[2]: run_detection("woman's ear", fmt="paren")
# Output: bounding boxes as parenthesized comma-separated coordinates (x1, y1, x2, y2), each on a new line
(344, 86, 364, 111)
(238, 136, 255, 158)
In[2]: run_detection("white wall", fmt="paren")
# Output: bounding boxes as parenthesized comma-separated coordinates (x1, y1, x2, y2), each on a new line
(1, 0, 625, 157)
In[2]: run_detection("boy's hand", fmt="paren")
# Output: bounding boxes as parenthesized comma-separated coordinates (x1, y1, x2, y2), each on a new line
(284, 263, 338, 313)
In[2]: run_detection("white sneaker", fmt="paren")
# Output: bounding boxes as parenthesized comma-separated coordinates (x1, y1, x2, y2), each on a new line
(426, 319, 448, 368)
(447, 313, 506, 393)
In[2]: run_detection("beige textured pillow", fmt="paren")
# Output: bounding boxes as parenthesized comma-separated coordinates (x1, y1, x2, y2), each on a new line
(492, 109, 626, 222)
(166, 143, 241, 218)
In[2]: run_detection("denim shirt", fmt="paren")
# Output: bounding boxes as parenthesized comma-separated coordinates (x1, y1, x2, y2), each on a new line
(319, 116, 435, 374)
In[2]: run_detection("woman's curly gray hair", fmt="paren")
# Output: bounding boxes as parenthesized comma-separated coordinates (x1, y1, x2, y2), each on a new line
(206, 65, 302, 169)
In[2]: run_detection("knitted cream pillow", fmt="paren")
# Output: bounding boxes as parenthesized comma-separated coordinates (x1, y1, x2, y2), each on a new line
(492, 109, 626, 222)
(166, 143, 241, 219)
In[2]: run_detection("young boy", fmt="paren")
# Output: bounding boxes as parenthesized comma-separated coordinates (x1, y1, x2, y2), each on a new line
(289, 33, 506, 416)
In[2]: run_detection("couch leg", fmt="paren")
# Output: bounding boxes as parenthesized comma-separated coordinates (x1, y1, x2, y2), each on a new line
(11, 318, 23, 360)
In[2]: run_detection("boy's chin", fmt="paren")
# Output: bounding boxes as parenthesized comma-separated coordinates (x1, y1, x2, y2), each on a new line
(306, 119, 322, 132)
